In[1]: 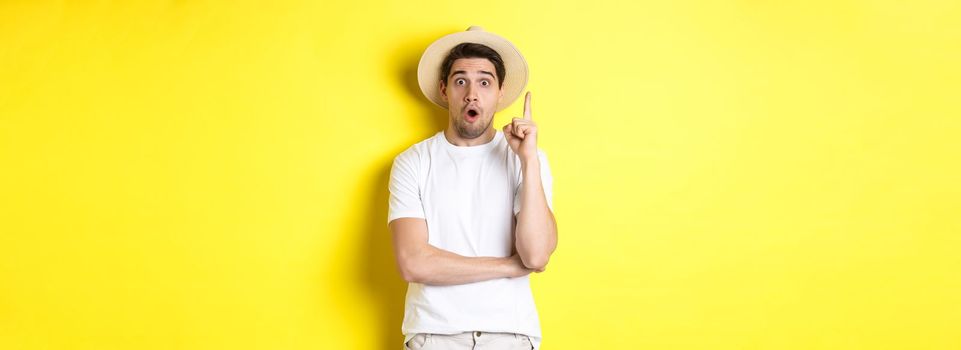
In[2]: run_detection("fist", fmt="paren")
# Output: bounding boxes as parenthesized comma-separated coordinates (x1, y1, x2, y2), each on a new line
(503, 91, 538, 160)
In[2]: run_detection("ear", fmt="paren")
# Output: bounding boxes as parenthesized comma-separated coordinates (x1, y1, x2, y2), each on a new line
(439, 80, 448, 102)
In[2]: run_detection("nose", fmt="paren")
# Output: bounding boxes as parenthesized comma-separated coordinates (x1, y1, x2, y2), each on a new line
(464, 86, 478, 103)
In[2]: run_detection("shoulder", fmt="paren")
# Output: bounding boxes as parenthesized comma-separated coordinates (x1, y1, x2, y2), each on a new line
(393, 132, 439, 166)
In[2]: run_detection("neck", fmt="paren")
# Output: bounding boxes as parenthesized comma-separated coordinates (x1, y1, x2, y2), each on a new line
(443, 126, 495, 146)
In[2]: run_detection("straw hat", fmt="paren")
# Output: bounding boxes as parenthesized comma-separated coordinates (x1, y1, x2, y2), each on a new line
(417, 26, 528, 112)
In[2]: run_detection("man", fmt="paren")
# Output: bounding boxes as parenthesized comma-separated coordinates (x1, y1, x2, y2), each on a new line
(387, 26, 557, 350)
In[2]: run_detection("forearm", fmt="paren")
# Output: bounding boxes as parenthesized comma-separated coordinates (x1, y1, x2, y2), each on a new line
(409, 246, 520, 286)
(515, 156, 558, 269)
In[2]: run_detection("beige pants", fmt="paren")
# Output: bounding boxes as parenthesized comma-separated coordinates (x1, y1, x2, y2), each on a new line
(404, 331, 533, 350)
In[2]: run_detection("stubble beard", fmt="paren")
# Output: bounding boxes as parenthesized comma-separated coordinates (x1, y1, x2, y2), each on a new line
(454, 115, 493, 140)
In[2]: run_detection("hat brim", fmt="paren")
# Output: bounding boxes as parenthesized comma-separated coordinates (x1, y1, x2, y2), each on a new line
(417, 27, 528, 113)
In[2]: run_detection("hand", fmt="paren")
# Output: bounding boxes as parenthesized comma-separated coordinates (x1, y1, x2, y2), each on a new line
(507, 253, 546, 276)
(503, 91, 537, 160)
(505, 253, 540, 278)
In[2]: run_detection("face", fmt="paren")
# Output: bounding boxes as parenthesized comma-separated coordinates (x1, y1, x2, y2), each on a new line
(440, 58, 504, 139)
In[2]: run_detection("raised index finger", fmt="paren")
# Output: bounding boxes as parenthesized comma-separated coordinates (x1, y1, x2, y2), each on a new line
(523, 91, 532, 120)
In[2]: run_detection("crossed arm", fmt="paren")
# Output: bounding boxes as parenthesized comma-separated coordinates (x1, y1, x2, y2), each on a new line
(389, 157, 557, 286)
(390, 218, 534, 286)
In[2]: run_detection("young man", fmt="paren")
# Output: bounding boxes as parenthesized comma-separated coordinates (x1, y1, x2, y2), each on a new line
(387, 26, 557, 350)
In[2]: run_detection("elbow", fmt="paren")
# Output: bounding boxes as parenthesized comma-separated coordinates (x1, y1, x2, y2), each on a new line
(520, 242, 556, 271)
(399, 266, 416, 283)
(522, 254, 550, 271)
(399, 263, 422, 283)
(397, 257, 427, 283)
(396, 247, 437, 283)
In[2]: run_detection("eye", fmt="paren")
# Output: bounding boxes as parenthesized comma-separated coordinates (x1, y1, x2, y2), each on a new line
(481, 80, 489, 86)
(456, 79, 466, 85)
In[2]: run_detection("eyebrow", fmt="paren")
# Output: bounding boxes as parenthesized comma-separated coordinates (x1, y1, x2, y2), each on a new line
(451, 70, 496, 80)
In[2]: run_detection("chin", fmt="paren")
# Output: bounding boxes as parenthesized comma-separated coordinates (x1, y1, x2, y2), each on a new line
(457, 124, 487, 139)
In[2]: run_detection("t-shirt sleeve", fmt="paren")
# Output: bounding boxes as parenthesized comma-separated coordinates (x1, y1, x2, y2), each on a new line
(513, 149, 554, 216)
(387, 152, 426, 224)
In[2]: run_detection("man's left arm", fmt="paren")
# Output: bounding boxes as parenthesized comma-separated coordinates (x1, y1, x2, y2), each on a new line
(515, 154, 557, 271)
(503, 91, 558, 272)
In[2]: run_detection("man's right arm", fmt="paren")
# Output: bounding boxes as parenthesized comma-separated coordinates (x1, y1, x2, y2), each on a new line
(390, 217, 534, 286)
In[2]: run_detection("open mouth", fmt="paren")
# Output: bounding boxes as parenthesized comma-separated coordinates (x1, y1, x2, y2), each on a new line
(465, 108, 480, 122)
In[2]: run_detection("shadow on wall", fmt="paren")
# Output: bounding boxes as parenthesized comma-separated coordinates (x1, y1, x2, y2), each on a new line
(354, 28, 455, 350)
(394, 28, 453, 133)
(358, 165, 408, 350)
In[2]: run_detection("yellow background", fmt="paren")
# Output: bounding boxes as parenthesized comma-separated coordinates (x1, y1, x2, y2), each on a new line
(2, 1, 959, 349)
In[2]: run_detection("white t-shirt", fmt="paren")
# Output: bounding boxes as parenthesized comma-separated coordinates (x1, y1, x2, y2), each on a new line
(387, 129, 553, 350)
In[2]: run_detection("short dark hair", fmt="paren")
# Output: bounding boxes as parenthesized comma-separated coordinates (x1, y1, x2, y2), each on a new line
(439, 43, 506, 89)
